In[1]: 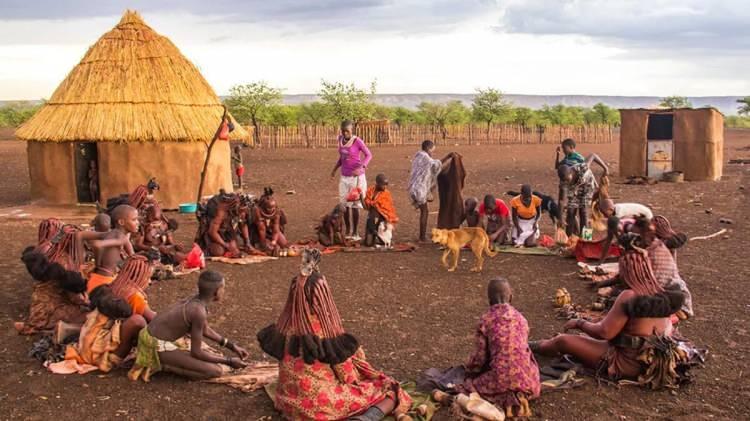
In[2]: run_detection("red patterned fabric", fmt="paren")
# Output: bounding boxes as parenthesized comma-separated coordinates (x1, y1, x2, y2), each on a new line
(274, 316, 411, 420)
(459, 304, 540, 408)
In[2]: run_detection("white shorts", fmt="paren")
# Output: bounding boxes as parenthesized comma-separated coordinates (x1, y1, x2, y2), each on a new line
(339, 174, 367, 209)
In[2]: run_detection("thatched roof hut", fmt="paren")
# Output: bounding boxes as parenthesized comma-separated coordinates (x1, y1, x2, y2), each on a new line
(16, 10, 247, 207)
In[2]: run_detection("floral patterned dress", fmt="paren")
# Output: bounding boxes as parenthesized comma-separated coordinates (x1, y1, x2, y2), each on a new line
(274, 318, 411, 420)
(459, 303, 541, 408)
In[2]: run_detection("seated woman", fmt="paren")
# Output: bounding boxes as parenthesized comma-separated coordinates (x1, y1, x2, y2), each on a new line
(460, 278, 540, 418)
(134, 206, 188, 266)
(316, 204, 347, 247)
(49, 285, 135, 374)
(363, 174, 399, 247)
(509, 185, 542, 247)
(197, 192, 243, 258)
(533, 246, 692, 386)
(15, 248, 88, 336)
(249, 188, 289, 256)
(86, 255, 155, 367)
(257, 249, 413, 421)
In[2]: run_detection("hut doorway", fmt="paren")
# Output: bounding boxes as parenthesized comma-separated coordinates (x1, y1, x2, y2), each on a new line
(75, 142, 99, 203)
(646, 113, 674, 179)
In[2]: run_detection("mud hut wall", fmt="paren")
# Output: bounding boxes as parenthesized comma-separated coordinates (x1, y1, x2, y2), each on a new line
(618, 110, 649, 177)
(673, 109, 723, 181)
(27, 141, 77, 204)
(97, 141, 233, 208)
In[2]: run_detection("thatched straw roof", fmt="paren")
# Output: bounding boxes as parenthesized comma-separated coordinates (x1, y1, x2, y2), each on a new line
(16, 10, 247, 143)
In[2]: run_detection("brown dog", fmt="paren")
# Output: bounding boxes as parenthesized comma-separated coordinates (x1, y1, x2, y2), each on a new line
(431, 227, 497, 272)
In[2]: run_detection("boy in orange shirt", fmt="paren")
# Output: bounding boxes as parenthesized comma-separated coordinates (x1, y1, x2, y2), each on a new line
(510, 185, 542, 247)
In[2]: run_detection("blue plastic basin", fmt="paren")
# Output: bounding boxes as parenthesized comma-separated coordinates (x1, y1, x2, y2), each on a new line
(179, 203, 197, 213)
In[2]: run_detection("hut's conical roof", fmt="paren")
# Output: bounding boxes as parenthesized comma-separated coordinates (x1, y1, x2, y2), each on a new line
(16, 10, 247, 143)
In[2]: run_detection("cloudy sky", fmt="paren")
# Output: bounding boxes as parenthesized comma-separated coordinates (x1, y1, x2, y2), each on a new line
(0, 0, 748, 100)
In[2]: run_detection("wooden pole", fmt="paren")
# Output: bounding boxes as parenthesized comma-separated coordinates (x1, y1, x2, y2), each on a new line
(196, 105, 228, 204)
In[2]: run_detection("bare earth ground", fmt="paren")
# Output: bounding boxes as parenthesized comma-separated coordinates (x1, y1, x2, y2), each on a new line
(1, 131, 749, 420)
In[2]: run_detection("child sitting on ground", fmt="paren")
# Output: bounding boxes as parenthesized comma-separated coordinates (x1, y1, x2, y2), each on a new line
(363, 173, 399, 247)
(317, 204, 347, 247)
(510, 185, 542, 247)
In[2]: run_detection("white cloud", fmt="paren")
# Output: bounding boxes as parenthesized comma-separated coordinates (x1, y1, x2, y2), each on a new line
(0, 1, 747, 99)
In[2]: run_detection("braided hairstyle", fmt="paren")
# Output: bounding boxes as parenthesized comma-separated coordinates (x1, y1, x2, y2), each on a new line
(110, 255, 152, 301)
(127, 185, 149, 211)
(45, 225, 85, 271)
(37, 218, 63, 244)
(21, 248, 86, 293)
(618, 249, 664, 296)
(653, 215, 687, 250)
(257, 248, 359, 364)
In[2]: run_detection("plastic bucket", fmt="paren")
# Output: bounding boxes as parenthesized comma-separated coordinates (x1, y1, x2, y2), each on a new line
(179, 203, 198, 213)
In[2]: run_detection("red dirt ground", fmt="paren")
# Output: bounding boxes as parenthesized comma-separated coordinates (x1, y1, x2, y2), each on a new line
(1, 130, 749, 420)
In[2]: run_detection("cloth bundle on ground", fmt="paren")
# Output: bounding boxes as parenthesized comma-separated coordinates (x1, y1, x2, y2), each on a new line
(204, 361, 279, 393)
(293, 239, 417, 255)
(257, 249, 412, 420)
(492, 245, 558, 256)
(572, 237, 622, 262)
(437, 153, 465, 229)
(206, 255, 279, 265)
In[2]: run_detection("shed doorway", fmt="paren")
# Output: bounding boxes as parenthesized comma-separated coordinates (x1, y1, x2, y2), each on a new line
(646, 113, 674, 179)
(75, 142, 99, 203)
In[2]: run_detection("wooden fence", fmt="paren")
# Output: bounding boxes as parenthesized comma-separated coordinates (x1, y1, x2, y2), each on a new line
(247, 124, 616, 149)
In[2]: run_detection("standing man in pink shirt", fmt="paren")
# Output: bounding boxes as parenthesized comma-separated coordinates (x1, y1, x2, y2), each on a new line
(330, 120, 372, 241)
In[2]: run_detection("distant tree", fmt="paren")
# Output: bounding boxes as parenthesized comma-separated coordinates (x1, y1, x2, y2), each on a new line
(471, 88, 513, 136)
(417, 100, 470, 142)
(537, 105, 586, 126)
(0, 101, 43, 127)
(659, 96, 692, 109)
(297, 102, 331, 125)
(318, 80, 377, 126)
(510, 107, 535, 127)
(265, 105, 298, 127)
(225, 81, 283, 145)
(388, 106, 422, 127)
(737, 97, 750, 116)
(584, 103, 620, 125)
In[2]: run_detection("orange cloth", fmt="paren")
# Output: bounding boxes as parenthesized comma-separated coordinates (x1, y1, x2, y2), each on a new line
(127, 292, 149, 316)
(87, 272, 114, 294)
(510, 195, 542, 219)
(48, 309, 121, 374)
(364, 187, 399, 224)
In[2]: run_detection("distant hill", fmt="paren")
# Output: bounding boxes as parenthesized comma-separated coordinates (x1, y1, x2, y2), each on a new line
(281, 94, 745, 115)
(3, 94, 744, 115)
